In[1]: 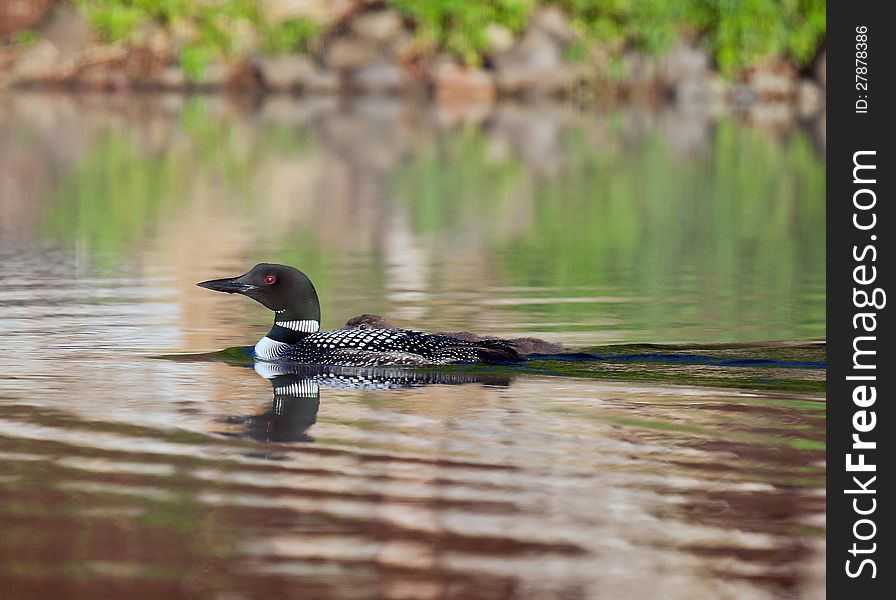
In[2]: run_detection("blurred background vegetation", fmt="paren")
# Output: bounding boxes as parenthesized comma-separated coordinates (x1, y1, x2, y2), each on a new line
(72, 0, 320, 78)
(63, 0, 825, 78)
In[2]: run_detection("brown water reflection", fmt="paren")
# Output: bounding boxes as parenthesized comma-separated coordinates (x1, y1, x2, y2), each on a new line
(0, 93, 823, 599)
(0, 368, 824, 599)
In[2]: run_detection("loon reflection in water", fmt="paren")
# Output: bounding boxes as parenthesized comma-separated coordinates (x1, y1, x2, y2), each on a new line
(224, 362, 513, 443)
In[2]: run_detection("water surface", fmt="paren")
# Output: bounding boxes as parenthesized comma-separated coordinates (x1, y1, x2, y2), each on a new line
(1, 94, 824, 599)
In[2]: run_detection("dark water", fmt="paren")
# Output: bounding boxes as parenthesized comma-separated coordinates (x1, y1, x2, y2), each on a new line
(1, 94, 824, 598)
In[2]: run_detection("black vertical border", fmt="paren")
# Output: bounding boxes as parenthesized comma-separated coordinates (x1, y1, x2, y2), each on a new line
(827, 2, 893, 597)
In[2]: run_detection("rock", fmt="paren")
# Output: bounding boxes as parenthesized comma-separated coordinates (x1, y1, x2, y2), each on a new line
(223, 60, 262, 90)
(797, 78, 824, 118)
(530, 6, 576, 44)
(303, 67, 339, 93)
(255, 54, 315, 90)
(10, 40, 63, 84)
(493, 28, 570, 95)
(658, 43, 709, 87)
(0, 0, 52, 36)
(747, 62, 797, 100)
(732, 83, 756, 106)
(77, 65, 112, 90)
(69, 45, 135, 90)
(620, 50, 658, 88)
(135, 23, 174, 59)
(673, 78, 714, 106)
(510, 28, 562, 72)
(36, 2, 90, 54)
(254, 61, 338, 91)
(702, 74, 732, 109)
(170, 16, 200, 47)
(750, 71, 795, 98)
(230, 17, 260, 56)
(156, 65, 187, 89)
(260, 0, 349, 27)
(705, 75, 731, 98)
(195, 60, 231, 87)
(325, 35, 377, 70)
(489, 8, 587, 97)
(350, 9, 403, 44)
(434, 63, 496, 105)
(633, 43, 717, 116)
(349, 61, 405, 93)
(497, 63, 584, 96)
(386, 29, 416, 60)
(485, 24, 515, 54)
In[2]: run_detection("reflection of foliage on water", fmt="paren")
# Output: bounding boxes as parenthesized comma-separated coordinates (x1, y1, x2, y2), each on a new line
(41, 98, 311, 260)
(395, 118, 825, 342)
(397, 127, 525, 234)
(41, 133, 184, 262)
(37, 98, 823, 342)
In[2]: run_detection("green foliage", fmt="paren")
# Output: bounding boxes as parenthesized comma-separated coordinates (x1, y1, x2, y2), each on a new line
(70, 0, 824, 76)
(73, 1, 319, 80)
(558, 0, 684, 54)
(12, 30, 39, 46)
(557, 0, 825, 73)
(78, 0, 145, 41)
(260, 17, 320, 54)
(177, 45, 209, 80)
(387, 0, 534, 65)
(703, 0, 827, 73)
(384, 0, 824, 72)
(397, 0, 825, 71)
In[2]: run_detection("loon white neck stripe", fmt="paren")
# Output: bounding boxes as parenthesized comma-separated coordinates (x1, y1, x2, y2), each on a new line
(276, 319, 320, 333)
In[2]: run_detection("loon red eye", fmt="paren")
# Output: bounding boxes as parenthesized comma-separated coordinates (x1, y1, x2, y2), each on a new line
(264, 275, 276, 285)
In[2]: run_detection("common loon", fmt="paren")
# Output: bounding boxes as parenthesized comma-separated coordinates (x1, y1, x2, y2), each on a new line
(198, 263, 521, 366)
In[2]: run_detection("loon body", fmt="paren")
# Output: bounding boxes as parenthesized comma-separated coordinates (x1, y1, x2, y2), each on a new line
(198, 263, 520, 366)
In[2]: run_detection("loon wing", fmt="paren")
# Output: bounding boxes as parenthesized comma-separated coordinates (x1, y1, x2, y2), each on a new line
(290, 327, 522, 365)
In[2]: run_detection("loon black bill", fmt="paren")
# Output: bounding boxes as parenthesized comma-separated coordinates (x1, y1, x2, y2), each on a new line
(196, 277, 255, 294)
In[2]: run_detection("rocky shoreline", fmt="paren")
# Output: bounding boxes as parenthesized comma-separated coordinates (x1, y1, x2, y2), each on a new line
(2, 2, 825, 117)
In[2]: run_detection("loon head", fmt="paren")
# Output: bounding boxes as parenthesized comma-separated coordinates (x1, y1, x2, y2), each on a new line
(197, 263, 321, 339)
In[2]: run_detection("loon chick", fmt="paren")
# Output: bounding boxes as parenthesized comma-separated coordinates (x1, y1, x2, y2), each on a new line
(198, 263, 521, 366)
(345, 314, 566, 355)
